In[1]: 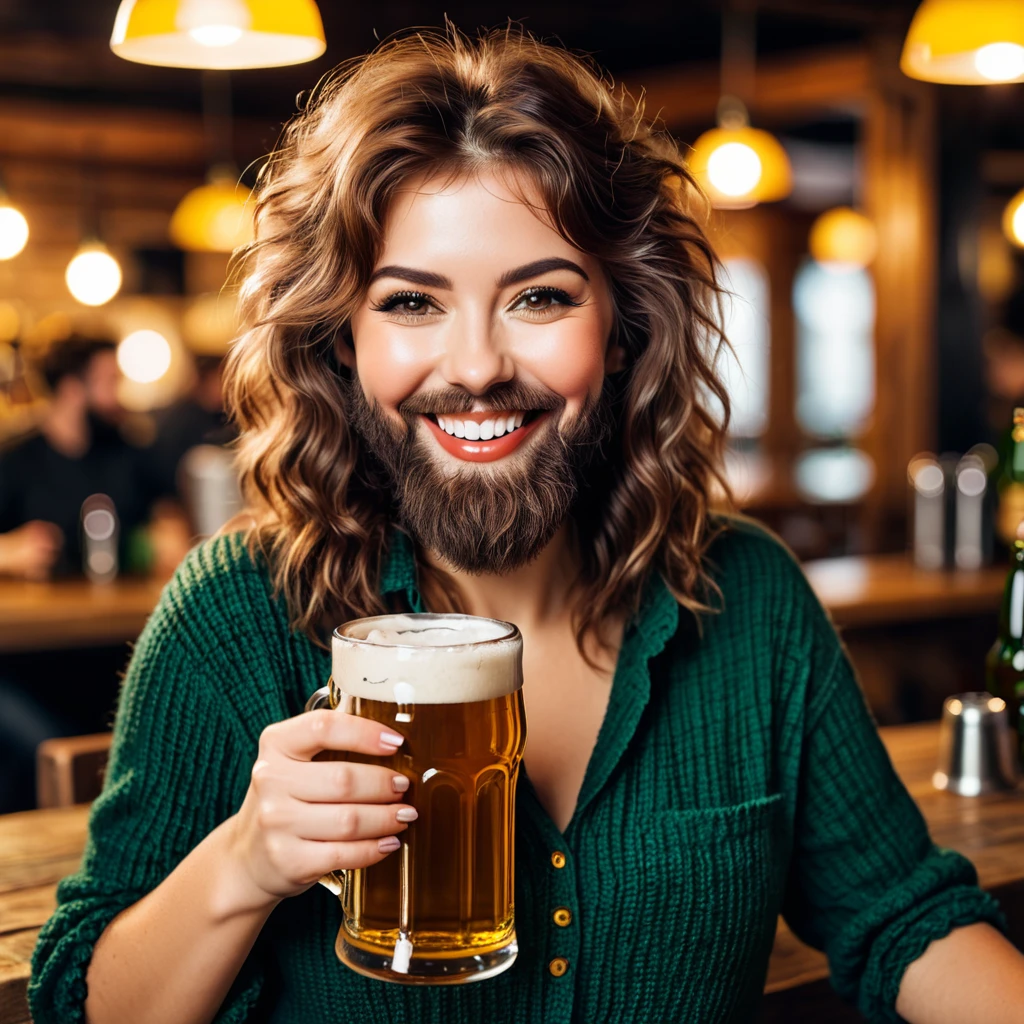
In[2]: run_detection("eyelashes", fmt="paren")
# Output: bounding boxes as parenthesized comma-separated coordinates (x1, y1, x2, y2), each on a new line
(369, 285, 583, 318)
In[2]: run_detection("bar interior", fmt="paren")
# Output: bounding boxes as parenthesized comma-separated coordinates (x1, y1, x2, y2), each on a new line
(2, 2, 1024, 1021)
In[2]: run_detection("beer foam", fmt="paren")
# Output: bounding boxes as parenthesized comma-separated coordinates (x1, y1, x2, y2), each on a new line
(333, 614, 522, 704)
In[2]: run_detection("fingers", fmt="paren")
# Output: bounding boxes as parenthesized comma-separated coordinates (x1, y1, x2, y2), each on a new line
(285, 759, 410, 804)
(307, 837, 408, 876)
(259, 798, 417, 842)
(264, 710, 405, 762)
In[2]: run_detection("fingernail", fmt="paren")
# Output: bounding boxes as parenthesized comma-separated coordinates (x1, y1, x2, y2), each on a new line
(378, 835, 401, 853)
(396, 807, 418, 823)
(392, 775, 410, 793)
(380, 730, 405, 748)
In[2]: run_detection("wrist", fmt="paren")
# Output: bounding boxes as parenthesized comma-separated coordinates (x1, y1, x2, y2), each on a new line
(207, 814, 284, 923)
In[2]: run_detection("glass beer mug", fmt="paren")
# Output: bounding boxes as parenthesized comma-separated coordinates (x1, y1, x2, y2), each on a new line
(305, 613, 527, 984)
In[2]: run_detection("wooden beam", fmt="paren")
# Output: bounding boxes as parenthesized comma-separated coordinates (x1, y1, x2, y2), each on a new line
(0, 99, 276, 171)
(626, 46, 870, 131)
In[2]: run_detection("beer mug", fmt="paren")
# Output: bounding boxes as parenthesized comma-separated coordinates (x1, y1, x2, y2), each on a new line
(305, 613, 527, 984)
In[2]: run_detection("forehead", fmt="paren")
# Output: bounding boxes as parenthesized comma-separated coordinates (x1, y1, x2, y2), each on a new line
(378, 168, 584, 268)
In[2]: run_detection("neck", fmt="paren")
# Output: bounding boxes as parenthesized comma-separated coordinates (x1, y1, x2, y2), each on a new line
(41, 401, 90, 458)
(422, 522, 579, 632)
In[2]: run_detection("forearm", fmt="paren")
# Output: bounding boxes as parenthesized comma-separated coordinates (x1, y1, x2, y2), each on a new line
(84, 815, 280, 1024)
(896, 922, 1024, 1023)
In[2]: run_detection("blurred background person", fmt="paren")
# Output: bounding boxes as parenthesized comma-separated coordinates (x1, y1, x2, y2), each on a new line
(0, 334, 157, 579)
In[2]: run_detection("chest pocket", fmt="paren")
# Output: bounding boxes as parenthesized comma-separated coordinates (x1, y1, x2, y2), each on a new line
(579, 793, 786, 1024)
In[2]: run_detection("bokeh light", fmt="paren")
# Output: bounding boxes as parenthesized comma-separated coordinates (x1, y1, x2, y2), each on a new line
(707, 143, 763, 198)
(0, 205, 29, 260)
(65, 244, 122, 306)
(974, 42, 1024, 81)
(117, 329, 172, 383)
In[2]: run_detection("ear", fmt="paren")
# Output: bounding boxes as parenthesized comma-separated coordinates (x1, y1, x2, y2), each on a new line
(333, 328, 357, 371)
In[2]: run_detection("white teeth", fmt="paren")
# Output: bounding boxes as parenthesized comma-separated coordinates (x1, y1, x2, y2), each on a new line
(434, 412, 530, 441)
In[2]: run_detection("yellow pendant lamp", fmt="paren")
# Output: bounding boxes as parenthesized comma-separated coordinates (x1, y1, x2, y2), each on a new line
(689, 113, 792, 210)
(110, 0, 326, 70)
(1002, 189, 1024, 248)
(170, 165, 253, 253)
(809, 207, 878, 269)
(901, 0, 1024, 84)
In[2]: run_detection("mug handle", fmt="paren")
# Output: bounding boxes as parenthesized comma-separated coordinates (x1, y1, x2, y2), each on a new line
(305, 680, 349, 902)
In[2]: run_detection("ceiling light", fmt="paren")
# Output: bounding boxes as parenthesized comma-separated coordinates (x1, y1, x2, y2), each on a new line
(901, 0, 1024, 84)
(110, 0, 326, 70)
(117, 329, 172, 383)
(66, 243, 122, 307)
(809, 207, 878, 269)
(170, 167, 253, 253)
(689, 121, 792, 210)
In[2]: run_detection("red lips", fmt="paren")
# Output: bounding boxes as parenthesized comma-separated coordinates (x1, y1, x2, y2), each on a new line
(421, 413, 549, 462)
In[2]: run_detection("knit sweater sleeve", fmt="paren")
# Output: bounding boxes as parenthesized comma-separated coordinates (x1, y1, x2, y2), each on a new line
(776, 561, 1005, 1022)
(28, 537, 279, 1024)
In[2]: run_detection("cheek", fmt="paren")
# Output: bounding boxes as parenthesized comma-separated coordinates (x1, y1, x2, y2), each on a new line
(514, 316, 607, 408)
(349, 316, 438, 412)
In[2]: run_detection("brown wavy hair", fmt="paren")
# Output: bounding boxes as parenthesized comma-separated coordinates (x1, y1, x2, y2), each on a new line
(225, 24, 733, 653)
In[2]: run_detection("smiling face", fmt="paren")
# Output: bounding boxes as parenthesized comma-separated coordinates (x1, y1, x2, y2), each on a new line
(342, 168, 619, 572)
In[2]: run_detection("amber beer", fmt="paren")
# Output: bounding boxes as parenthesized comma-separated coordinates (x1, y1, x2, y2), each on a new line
(322, 613, 526, 984)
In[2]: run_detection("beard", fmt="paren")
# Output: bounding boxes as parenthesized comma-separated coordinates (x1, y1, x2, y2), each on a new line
(345, 375, 612, 574)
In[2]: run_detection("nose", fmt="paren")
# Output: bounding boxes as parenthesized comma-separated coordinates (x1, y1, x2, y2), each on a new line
(439, 315, 514, 396)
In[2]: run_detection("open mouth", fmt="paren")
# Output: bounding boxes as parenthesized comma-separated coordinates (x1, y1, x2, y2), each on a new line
(421, 410, 549, 462)
(426, 410, 542, 440)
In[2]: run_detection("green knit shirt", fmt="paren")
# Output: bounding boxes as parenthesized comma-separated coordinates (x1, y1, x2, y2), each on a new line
(30, 521, 1002, 1023)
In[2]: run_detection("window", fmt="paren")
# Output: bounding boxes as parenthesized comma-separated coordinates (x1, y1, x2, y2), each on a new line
(793, 259, 875, 439)
(718, 257, 770, 438)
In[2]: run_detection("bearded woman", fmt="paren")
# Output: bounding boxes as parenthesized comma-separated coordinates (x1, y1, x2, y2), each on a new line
(30, 24, 1024, 1024)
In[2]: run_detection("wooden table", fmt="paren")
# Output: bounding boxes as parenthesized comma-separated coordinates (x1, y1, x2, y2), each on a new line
(0, 555, 1006, 655)
(0, 578, 165, 653)
(804, 554, 1007, 629)
(1, 723, 1022, 1023)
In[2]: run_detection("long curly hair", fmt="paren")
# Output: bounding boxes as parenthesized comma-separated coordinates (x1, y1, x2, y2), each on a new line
(225, 24, 733, 653)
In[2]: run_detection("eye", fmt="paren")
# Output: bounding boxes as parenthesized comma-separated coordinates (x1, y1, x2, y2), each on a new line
(509, 286, 581, 315)
(371, 291, 439, 317)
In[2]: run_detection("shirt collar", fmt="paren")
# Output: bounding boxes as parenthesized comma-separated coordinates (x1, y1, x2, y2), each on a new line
(379, 529, 422, 612)
(379, 528, 678, 660)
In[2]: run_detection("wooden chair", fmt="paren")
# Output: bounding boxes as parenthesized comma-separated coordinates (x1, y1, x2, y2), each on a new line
(36, 732, 113, 808)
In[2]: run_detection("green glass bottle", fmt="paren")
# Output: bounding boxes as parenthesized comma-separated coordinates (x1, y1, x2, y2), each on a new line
(996, 407, 1024, 546)
(986, 524, 1024, 767)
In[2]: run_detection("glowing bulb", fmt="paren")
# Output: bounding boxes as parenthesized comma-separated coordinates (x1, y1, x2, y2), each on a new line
(189, 25, 244, 47)
(706, 143, 762, 198)
(1002, 188, 1024, 248)
(974, 42, 1024, 81)
(65, 245, 122, 306)
(0, 205, 29, 260)
(117, 329, 172, 384)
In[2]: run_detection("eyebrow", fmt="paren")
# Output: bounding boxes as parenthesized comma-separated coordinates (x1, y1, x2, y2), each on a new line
(367, 257, 590, 292)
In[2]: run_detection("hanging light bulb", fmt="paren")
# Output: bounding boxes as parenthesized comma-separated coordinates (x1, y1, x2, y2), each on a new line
(1002, 189, 1024, 248)
(809, 207, 878, 269)
(0, 204, 29, 260)
(170, 166, 253, 253)
(117, 329, 173, 384)
(66, 242, 122, 307)
(689, 98, 792, 210)
(110, 0, 326, 70)
(901, 0, 1024, 84)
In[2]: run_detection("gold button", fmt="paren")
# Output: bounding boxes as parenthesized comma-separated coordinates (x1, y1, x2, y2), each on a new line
(552, 907, 572, 927)
(550, 851, 567, 869)
(548, 956, 569, 977)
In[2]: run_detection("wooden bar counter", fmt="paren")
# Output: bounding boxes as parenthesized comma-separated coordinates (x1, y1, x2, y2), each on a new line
(0, 553, 1007, 654)
(1, 722, 1022, 1023)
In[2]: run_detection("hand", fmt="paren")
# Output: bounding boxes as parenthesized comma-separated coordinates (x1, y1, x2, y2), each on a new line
(0, 520, 63, 580)
(228, 710, 414, 906)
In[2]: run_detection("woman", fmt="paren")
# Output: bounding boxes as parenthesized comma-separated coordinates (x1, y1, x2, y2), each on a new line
(30, 26, 1024, 1024)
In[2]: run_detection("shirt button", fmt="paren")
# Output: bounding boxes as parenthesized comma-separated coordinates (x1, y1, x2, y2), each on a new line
(551, 850, 567, 869)
(552, 907, 572, 927)
(548, 957, 569, 977)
